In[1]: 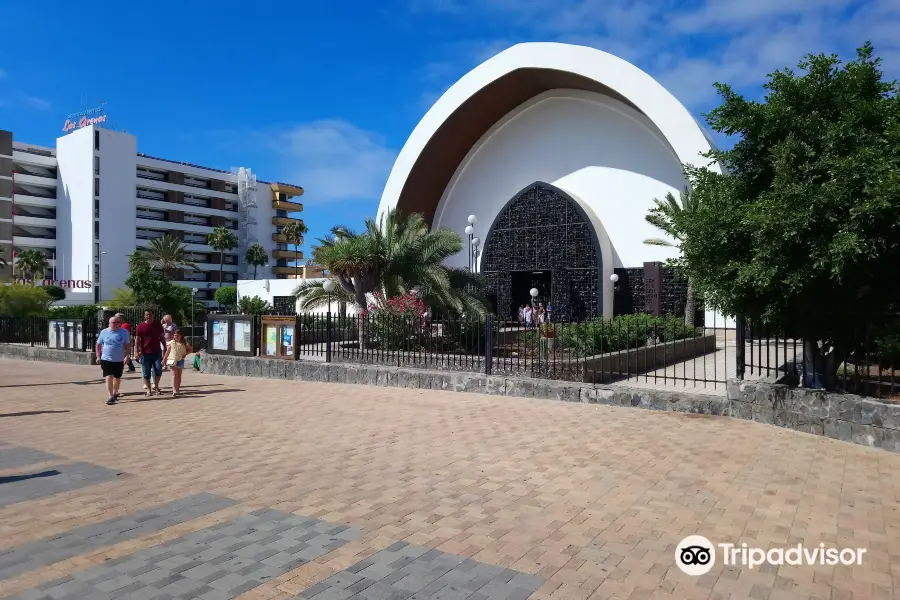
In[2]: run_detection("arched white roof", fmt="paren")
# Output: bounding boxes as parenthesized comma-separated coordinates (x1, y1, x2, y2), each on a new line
(377, 42, 719, 222)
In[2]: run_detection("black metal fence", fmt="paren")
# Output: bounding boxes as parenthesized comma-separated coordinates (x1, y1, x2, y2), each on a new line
(285, 310, 735, 390)
(741, 316, 899, 398)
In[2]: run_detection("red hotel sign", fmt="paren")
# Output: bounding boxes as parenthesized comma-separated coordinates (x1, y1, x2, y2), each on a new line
(62, 103, 108, 133)
(16, 278, 93, 289)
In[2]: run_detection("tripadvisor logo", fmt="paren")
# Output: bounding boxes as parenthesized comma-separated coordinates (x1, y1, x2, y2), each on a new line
(675, 536, 866, 576)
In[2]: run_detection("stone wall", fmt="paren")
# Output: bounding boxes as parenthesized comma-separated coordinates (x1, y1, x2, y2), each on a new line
(0, 344, 96, 365)
(201, 354, 900, 454)
(727, 379, 900, 453)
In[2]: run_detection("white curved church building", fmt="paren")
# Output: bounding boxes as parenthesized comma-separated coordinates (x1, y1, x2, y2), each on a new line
(377, 42, 721, 321)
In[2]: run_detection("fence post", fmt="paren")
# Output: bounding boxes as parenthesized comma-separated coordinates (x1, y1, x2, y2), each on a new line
(484, 314, 493, 376)
(325, 311, 333, 363)
(735, 315, 746, 380)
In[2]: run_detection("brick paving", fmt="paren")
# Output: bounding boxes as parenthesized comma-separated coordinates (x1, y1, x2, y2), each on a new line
(1, 358, 899, 599)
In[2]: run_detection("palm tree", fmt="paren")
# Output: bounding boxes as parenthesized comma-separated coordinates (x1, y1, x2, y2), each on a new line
(139, 235, 198, 278)
(207, 226, 238, 286)
(295, 209, 487, 315)
(643, 186, 697, 326)
(15, 249, 49, 283)
(244, 242, 269, 279)
(281, 221, 308, 279)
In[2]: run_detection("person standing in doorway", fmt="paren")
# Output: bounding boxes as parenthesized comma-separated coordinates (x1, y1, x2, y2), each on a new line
(96, 315, 130, 406)
(524, 305, 533, 329)
(134, 309, 166, 396)
(116, 313, 136, 372)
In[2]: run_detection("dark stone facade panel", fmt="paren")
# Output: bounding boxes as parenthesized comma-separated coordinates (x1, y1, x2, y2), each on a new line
(482, 183, 602, 321)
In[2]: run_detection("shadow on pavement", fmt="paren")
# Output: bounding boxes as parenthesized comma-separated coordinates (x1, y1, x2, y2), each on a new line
(0, 470, 61, 484)
(0, 410, 71, 418)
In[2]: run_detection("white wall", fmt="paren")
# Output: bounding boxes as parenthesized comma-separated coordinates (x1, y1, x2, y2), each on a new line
(251, 183, 276, 280)
(95, 127, 138, 302)
(432, 89, 686, 317)
(237, 279, 351, 314)
(55, 126, 95, 305)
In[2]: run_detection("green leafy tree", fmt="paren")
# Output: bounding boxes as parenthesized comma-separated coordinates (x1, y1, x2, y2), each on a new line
(0, 246, 8, 270)
(643, 187, 698, 325)
(238, 295, 272, 315)
(15, 249, 49, 282)
(44, 285, 66, 302)
(125, 252, 194, 326)
(244, 242, 269, 279)
(281, 221, 308, 279)
(214, 285, 238, 310)
(0, 283, 51, 316)
(671, 42, 900, 387)
(108, 287, 137, 307)
(207, 227, 238, 286)
(295, 210, 486, 316)
(139, 235, 198, 278)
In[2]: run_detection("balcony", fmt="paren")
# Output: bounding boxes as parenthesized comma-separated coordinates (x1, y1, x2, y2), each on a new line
(12, 235, 56, 249)
(271, 183, 304, 198)
(13, 173, 56, 188)
(12, 149, 56, 168)
(273, 199, 303, 212)
(272, 249, 303, 260)
(271, 266, 301, 277)
(272, 216, 305, 227)
(12, 193, 56, 208)
(14, 215, 57, 228)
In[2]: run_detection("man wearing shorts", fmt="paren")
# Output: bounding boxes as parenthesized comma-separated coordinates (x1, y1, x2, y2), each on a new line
(134, 309, 166, 396)
(96, 315, 131, 406)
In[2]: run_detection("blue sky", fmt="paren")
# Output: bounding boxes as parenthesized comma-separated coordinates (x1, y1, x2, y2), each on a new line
(1, 0, 896, 255)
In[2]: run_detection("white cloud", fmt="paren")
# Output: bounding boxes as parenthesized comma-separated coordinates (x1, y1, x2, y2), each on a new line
(265, 120, 397, 205)
(23, 96, 51, 110)
(410, 0, 900, 114)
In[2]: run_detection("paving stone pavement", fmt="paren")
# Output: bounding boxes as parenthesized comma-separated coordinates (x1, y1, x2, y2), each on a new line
(3, 508, 361, 600)
(0, 446, 63, 470)
(2, 358, 900, 599)
(0, 461, 126, 508)
(0, 493, 238, 580)
(296, 541, 544, 600)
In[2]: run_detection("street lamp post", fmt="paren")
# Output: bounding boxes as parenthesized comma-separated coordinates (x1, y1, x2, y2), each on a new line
(191, 287, 198, 348)
(323, 279, 336, 363)
(465, 215, 477, 273)
(471, 237, 480, 273)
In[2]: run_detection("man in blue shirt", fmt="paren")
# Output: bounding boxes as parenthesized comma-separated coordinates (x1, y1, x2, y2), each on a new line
(96, 315, 131, 406)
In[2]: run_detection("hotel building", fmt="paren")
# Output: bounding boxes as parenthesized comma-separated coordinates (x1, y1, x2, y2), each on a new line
(0, 126, 306, 305)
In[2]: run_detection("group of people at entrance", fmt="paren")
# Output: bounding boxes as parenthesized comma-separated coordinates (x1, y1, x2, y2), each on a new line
(95, 310, 192, 405)
(518, 303, 550, 328)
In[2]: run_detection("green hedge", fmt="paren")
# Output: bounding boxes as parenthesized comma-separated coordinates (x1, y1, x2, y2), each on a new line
(557, 314, 701, 357)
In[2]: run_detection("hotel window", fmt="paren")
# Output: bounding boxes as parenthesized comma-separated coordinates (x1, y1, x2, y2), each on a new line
(94, 156, 100, 175)
(94, 221, 99, 239)
(94, 178, 99, 197)
(94, 130, 99, 150)
(225, 219, 237, 229)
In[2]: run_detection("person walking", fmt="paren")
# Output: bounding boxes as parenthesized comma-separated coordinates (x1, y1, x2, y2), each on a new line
(96, 315, 130, 406)
(162, 330, 192, 397)
(134, 309, 166, 396)
(116, 313, 136, 372)
(161, 314, 177, 343)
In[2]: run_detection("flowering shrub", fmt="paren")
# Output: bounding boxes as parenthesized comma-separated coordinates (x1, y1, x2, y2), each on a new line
(363, 292, 429, 350)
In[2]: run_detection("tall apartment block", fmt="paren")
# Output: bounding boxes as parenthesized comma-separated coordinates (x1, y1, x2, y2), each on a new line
(0, 126, 306, 305)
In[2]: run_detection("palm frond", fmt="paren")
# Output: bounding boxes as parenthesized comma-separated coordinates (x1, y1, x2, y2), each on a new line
(642, 237, 675, 247)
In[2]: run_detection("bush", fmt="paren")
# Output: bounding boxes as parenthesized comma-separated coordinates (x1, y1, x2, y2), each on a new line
(0, 284, 52, 316)
(50, 304, 100, 319)
(238, 295, 272, 316)
(365, 293, 427, 351)
(214, 286, 237, 310)
(559, 314, 701, 357)
(44, 285, 66, 302)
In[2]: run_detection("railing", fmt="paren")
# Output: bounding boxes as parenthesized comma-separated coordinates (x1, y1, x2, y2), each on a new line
(0, 317, 50, 347)
(742, 316, 899, 398)
(206, 311, 733, 391)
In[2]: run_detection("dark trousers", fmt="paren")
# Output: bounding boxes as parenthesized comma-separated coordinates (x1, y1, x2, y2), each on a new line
(126, 357, 135, 371)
